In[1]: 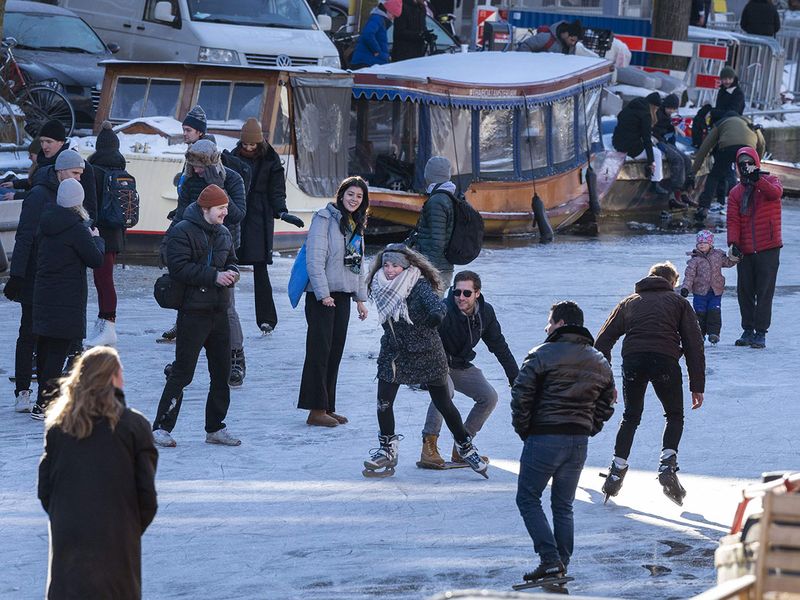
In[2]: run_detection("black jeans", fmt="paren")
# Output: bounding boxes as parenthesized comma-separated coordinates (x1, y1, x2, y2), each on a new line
(35, 336, 71, 407)
(613, 352, 684, 459)
(253, 262, 277, 330)
(14, 302, 36, 393)
(153, 309, 231, 434)
(377, 377, 469, 443)
(699, 145, 744, 208)
(737, 247, 780, 333)
(298, 292, 351, 412)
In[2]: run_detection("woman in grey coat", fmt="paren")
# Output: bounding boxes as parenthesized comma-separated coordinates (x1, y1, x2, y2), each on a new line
(298, 177, 369, 427)
(361, 244, 488, 479)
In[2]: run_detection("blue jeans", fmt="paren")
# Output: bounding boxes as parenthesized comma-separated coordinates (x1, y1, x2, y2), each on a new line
(516, 434, 588, 567)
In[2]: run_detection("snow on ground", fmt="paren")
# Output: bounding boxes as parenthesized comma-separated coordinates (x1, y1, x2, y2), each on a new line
(1, 208, 799, 599)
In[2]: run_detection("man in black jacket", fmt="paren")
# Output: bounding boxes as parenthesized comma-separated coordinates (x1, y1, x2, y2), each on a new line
(152, 185, 241, 448)
(512, 301, 615, 584)
(419, 271, 519, 467)
(392, 0, 430, 62)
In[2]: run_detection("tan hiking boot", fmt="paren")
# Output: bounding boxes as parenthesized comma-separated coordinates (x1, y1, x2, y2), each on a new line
(420, 434, 445, 467)
(306, 409, 338, 427)
(452, 443, 489, 464)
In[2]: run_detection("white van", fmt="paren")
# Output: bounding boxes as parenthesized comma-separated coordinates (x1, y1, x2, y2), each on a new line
(59, 0, 340, 68)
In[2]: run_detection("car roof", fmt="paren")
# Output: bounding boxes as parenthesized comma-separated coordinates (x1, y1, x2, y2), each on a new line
(6, 0, 79, 17)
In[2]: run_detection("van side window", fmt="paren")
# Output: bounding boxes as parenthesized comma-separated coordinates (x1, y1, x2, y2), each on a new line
(111, 77, 182, 120)
(144, 0, 181, 26)
(197, 81, 264, 125)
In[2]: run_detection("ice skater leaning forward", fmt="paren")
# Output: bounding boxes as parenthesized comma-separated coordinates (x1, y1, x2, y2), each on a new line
(511, 301, 615, 586)
(362, 244, 488, 478)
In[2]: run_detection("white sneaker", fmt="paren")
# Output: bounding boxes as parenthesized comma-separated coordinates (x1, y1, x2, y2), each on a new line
(206, 427, 241, 446)
(153, 429, 177, 447)
(14, 389, 33, 413)
(85, 319, 117, 347)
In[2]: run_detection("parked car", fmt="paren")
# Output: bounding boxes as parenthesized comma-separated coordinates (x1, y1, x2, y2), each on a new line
(4, 1, 114, 130)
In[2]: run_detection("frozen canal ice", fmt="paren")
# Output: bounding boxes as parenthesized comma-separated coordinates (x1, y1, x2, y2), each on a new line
(1, 207, 799, 599)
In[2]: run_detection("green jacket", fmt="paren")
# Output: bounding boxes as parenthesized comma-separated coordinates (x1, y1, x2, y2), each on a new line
(692, 116, 765, 174)
(407, 190, 454, 272)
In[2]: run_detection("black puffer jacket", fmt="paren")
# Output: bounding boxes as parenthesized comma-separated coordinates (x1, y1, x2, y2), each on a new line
(439, 292, 519, 385)
(652, 107, 675, 143)
(511, 326, 615, 440)
(392, 0, 428, 61)
(33, 205, 105, 340)
(232, 143, 287, 265)
(612, 96, 655, 162)
(716, 81, 746, 116)
(407, 188, 454, 272)
(740, 0, 781, 37)
(32, 144, 98, 222)
(165, 202, 238, 313)
(377, 279, 448, 385)
(175, 167, 246, 249)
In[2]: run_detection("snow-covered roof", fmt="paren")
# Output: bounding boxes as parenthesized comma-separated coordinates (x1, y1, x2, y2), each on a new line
(99, 59, 347, 76)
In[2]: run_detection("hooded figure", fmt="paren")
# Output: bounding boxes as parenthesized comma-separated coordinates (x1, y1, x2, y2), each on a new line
(740, 0, 781, 37)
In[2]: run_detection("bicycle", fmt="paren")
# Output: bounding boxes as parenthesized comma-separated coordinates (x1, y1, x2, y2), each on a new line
(0, 95, 21, 145)
(1, 37, 75, 140)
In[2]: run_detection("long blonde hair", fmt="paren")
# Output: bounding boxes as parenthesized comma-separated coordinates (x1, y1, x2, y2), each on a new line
(45, 346, 124, 439)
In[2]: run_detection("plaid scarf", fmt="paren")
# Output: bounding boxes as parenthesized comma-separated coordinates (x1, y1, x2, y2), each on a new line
(371, 265, 421, 325)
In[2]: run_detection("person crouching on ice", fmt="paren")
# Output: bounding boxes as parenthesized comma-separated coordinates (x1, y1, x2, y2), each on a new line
(363, 244, 488, 479)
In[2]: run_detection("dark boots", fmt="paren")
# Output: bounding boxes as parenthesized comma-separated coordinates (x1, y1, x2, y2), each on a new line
(696, 311, 707, 339)
(706, 309, 721, 344)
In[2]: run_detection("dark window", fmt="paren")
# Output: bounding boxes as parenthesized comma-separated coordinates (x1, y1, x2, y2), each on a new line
(197, 81, 264, 124)
(110, 77, 181, 120)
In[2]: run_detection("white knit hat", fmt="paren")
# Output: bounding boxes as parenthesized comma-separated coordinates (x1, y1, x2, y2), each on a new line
(57, 178, 84, 208)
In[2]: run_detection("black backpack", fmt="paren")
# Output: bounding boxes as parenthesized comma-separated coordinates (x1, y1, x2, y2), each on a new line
(432, 186, 484, 265)
(96, 166, 139, 229)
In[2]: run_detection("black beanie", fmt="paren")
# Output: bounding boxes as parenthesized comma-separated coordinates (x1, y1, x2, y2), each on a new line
(662, 94, 680, 109)
(96, 121, 120, 152)
(39, 119, 66, 142)
(646, 92, 662, 106)
(183, 105, 207, 134)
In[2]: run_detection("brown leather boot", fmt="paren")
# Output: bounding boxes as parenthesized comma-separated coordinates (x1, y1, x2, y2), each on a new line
(419, 434, 445, 467)
(306, 409, 338, 427)
(452, 443, 489, 464)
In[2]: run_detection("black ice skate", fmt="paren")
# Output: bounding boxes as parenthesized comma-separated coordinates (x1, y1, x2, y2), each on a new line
(658, 455, 686, 506)
(600, 461, 628, 503)
(362, 434, 400, 478)
(455, 437, 489, 479)
(513, 560, 573, 592)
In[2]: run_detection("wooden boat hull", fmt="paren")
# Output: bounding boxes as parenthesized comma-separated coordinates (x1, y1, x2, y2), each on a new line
(762, 160, 800, 197)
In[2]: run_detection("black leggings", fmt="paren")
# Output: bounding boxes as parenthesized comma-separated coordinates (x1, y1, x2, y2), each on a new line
(377, 378, 469, 443)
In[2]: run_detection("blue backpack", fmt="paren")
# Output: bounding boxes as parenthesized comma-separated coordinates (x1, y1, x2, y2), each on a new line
(96, 166, 139, 229)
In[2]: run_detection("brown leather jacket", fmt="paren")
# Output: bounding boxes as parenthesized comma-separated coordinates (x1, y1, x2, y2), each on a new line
(595, 276, 706, 393)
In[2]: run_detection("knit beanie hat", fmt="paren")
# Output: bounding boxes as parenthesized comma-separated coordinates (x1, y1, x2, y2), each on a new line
(240, 118, 264, 145)
(28, 137, 41, 155)
(39, 119, 66, 142)
(183, 105, 207, 134)
(96, 121, 120, 152)
(662, 94, 680, 109)
(56, 177, 84, 208)
(382, 0, 403, 18)
(696, 229, 714, 246)
(382, 250, 410, 268)
(185, 139, 220, 167)
(719, 66, 737, 80)
(424, 156, 451, 185)
(54, 149, 85, 171)
(646, 92, 662, 106)
(197, 184, 229, 209)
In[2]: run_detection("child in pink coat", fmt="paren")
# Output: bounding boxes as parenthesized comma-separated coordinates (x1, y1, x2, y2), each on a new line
(680, 230, 738, 344)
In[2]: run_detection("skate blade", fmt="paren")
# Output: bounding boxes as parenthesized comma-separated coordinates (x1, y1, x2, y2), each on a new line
(362, 468, 395, 478)
(156, 338, 176, 344)
(416, 461, 470, 470)
(475, 468, 489, 479)
(513, 576, 574, 591)
(604, 493, 610, 505)
(662, 490, 685, 506)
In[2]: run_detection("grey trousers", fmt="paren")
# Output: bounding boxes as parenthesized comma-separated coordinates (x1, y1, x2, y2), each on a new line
(422, 365, 499, 437)
(228, 286, 243, 351)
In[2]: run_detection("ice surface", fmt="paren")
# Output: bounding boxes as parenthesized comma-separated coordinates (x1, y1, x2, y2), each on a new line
(1, 207, 799, 599)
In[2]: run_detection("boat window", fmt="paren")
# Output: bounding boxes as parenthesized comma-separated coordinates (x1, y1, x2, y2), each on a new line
(197, 81, 265, 126)
(110, 77, 181, 121)
(478, 109, 514, 177)
(552, 97, 575, 165)
(429, 105, 472, 178)
(577, 88, 601, 155)
(272, 85, 291, 146)
(519, 104, 548, 172)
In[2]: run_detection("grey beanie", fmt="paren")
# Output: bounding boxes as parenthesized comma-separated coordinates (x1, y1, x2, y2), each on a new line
(54, 149, 85, 171)
(424, 156, 451, 185)
(56, 177, 84, 208)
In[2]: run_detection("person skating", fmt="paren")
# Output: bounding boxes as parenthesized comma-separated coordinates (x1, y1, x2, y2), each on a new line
(151, 185, 241, 447)
(38, 346, 157, 600)
(512, 301, 615, 583)
(231, 118, 304, 336)
(516, 20, 583, 55)
(680, 230, 738, 344)
(419, 270, 518, 468)
(595, 262, 705, 506)
(31, 178, 105, 419)
(363, 244, 488, 478)
(298, 177, 369, 426)
(727, 147, 783, 349)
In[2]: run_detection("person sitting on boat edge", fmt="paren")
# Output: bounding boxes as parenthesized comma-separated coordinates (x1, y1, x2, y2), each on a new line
(652, 94, 696, 209)
(350, 0, 403, 69)
(612, 92, 670, 196)
(516, 20, 583, 55)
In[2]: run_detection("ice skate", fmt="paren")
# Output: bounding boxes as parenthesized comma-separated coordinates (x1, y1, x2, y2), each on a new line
(455, 437, 489, 479)
(14, 389, 33, 413)
(259, 323, 274, 336)
(362, 434, 400, 478)
(513, 560, 573, 591)
(658, 454, 686, 506)
(158, 323, 177, 344)
(85, 318, 117, 348)
(601, 460, 628, 503)
(30, 402, 45, 421)
(229, 349, 245, 387)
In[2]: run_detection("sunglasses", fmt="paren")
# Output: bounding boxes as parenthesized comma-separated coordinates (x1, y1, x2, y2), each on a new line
(452, 288, 474, 298)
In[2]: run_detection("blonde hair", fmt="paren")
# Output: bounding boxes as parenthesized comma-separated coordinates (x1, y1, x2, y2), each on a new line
(649, 261, 679, 285)
(45, 346, 123, 439)
(69, 204, 90, 222)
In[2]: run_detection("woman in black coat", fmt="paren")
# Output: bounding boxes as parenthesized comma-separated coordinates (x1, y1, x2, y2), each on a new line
(740, 0, 781, 37)
(392, 0, 429, 62)
(232, 118, 304, 333)
(38, 346, 158, 600)
(32, 178, 105, 417)
(362, 243, 488, 478)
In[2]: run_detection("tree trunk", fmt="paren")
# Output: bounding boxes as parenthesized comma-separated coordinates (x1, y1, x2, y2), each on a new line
(0, 0, 6, 40)
(650, 0, 692, 71)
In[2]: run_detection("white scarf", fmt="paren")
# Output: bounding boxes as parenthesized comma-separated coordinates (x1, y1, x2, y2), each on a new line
(371, 265, 422, 325)
(426, 181, 457, 195)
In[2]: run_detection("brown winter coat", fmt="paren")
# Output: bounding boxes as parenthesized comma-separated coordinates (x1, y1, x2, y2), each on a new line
(682, 248, 737, 296)
(595, 276, 706, 393)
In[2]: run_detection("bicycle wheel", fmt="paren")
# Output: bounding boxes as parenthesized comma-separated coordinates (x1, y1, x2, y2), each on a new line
(20, 86, 75, 138)
(0, 96, 21, 145)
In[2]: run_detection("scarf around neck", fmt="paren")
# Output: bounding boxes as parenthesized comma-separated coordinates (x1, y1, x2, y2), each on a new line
(371, 265, 421, 325)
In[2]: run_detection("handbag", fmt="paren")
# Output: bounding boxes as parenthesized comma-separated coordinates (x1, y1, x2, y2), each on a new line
(287, 243, 309, 309)
(153, 273, 185, 310)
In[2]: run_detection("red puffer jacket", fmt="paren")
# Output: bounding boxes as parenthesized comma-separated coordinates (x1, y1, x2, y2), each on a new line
(727, 147, 783, 255)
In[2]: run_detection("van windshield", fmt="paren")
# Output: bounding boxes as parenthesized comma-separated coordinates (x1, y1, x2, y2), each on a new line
(4, 13, 107, 54)
(188, 0, 317, 30)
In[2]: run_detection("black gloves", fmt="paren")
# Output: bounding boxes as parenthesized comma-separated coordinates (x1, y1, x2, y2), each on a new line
(684, 174, 695, 191)
(729, 243, 742, 259)
(739, 163, 761, 183)
(3, 276, 24, 302)
(680, 288, 689, 298)
(280, 212, 305, 228)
